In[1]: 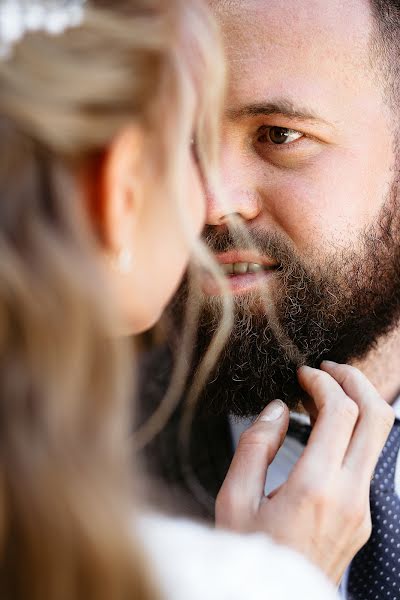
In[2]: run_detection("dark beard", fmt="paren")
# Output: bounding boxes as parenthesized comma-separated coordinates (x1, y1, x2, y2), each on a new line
(168, 188, 400, 418)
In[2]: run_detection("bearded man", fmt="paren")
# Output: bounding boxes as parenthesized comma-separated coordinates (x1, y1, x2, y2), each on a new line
(139, 1, 400, 598)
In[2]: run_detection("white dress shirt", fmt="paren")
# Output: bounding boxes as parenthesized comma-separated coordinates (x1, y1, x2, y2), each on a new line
(230, 398, 400, 599)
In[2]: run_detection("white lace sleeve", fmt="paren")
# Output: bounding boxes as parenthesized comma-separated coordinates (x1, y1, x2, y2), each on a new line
(137, 514, 339, 600)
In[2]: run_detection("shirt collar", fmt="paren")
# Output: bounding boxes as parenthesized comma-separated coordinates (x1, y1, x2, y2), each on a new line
(392, 396, 400, 421)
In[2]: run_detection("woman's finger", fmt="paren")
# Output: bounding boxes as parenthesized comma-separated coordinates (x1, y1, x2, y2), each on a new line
(320, 361, 394, 477)
(295, 366, 359, 476)
(216, 400, 289, 524)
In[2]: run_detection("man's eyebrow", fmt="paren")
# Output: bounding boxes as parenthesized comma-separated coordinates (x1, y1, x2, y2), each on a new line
(226, 99, 329, 124)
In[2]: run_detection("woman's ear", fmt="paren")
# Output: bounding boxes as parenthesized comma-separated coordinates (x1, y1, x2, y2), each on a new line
(86, 125, 144, 262)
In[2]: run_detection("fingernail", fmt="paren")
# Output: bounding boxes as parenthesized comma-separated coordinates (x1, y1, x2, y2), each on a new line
(321, 360, 338, 368)
(298, 365, 312, 374)
(259, 400, 285, 422)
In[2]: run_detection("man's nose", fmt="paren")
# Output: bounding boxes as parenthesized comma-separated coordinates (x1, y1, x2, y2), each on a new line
(206, 155, 262, 226)
(206, 187, 262, 226)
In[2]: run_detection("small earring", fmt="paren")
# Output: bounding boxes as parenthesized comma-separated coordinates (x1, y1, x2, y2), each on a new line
(116, 248, 133, 273)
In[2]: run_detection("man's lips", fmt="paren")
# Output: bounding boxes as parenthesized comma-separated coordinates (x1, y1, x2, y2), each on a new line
(214, 251, 279, 269)
(202, 251, 280, 295)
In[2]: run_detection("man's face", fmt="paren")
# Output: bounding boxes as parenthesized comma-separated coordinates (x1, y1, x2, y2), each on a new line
(210, 0, 394, 261)
(173, 0, 400, 417)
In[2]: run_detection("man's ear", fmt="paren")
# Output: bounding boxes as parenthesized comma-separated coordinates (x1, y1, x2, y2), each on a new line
(86, 125, 144, 256)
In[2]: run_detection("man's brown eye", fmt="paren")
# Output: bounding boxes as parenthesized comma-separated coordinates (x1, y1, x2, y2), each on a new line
(258, 126, 303, 145)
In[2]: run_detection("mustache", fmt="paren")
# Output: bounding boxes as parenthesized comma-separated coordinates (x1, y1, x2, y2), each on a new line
(202, 224, 298, 268)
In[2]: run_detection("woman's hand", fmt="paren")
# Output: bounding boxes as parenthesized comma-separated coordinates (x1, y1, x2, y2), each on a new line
(215, 362, 395, 585)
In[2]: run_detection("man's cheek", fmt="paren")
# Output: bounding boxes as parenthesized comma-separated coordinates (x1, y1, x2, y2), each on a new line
(263, 181, 329, 251)
(271, 174, 363, 252)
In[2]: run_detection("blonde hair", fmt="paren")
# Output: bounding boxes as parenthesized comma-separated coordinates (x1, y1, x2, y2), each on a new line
(0, 1, 225, 598)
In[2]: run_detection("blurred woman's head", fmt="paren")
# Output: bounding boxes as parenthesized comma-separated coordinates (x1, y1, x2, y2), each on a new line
(0, 0, 224, 333)
(0, 1, 224, 598)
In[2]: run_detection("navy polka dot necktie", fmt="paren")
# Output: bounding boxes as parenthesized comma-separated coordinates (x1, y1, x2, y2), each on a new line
(347, 420, 400, 599)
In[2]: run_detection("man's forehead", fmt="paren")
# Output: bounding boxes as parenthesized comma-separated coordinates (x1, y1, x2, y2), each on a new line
(211, 0, 377, 120)
(211, 0, 373, 63)
(211, 0, 372, 27)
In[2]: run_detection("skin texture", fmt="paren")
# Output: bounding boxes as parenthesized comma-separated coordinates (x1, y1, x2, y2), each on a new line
(205, 0, 400, 403)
